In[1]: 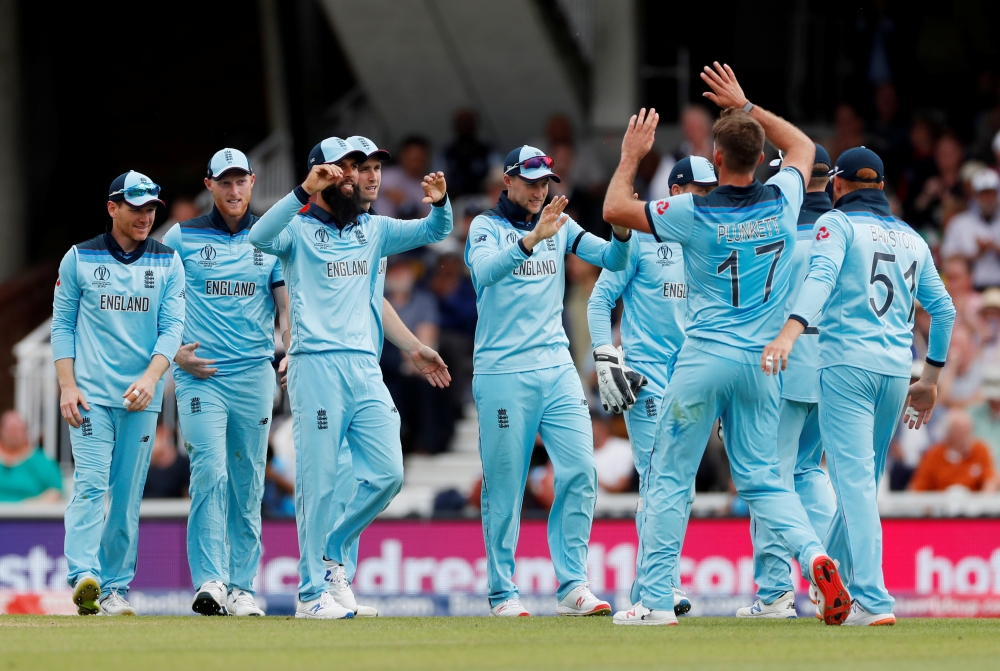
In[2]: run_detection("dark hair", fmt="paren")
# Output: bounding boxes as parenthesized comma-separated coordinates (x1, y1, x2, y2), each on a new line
(400, 135, 430, 150)
(712, 109, 765, 174)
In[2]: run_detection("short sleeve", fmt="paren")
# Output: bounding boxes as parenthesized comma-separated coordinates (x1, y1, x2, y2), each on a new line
(270, 259, 285, 289)
(645, 194, 695, 244)
(765, 167, 805, 215)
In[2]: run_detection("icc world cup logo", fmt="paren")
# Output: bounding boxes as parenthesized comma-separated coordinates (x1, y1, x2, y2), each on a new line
(94, 265, 110, 281)
(656, 245, 676, 266)
(199, 245, 217, 261)
(505, 231, 519, 245)
(315, 228, 331, 244)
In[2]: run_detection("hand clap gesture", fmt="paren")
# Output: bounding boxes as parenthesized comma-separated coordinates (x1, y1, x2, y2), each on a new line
(523, 196, 569, 250)
(621, 108, 659, 162)
(701, 62, 749, 110)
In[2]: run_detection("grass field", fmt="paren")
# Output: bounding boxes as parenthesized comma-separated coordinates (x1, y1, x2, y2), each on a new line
(2, 616, 999, 670)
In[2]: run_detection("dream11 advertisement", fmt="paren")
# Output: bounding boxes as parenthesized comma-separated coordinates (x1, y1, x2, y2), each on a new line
(1, 519, 999, 616)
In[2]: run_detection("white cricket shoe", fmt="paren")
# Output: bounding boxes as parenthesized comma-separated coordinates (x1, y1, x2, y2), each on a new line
(673, 588, 692, 616)
(490, 598, 530, 617)
(227, 589, 265, 617)
(556, 584, 611, 616)
(736, 590, 797, 618)
(192, 580, 228, 616)
(98, 589, 136, 616)
(324, 559, 377, 617)
(72, 574, 101, 616)
(613, 602, 677, 626)
(295, 591, 355, 620)
(843, 600, 896, 626)
(808, 554, 851, 625)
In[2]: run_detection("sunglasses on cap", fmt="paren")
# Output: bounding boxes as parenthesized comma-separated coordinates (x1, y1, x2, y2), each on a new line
(110, 183, 161, 200)
(505, 155, 555, 174)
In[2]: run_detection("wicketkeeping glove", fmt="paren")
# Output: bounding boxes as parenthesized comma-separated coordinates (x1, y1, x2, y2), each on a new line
(593, 345, 647, 413)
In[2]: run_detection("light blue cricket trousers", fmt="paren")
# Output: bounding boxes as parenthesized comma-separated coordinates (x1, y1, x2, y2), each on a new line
(639, 340, 826, 612)
(331, 441, 360, 582)
(624, 359, 694, 605)
(288, 351, 403, 602)
(820, 365, 907, 615)
(64, 404, 157, 597)
(474, 363, 596, 606)
(751, 398, 837, 603)
(175, 361, 274, 593)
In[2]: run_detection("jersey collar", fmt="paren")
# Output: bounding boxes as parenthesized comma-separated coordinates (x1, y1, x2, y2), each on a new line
(495, 191, 540, 231)
(103, 225, 148, 265)
(708, 180, 763, 200)
(209, 205, 254, 234)
(834, 189, 892, 217)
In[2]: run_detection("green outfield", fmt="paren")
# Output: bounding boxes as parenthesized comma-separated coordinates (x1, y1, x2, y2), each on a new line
(2, 616, 999, 670)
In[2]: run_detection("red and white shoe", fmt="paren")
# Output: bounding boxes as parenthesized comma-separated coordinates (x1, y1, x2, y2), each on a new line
(809, 554, 851, 626)
(556, 584, 611, 616)
(613, 602, 678, 626)
(490, 598, 530, 617)
(843, 600, 896, 626)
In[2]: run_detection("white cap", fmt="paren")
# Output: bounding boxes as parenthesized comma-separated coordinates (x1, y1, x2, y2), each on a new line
(971, 169, 1000, 193)
(207, 148, 252, 180)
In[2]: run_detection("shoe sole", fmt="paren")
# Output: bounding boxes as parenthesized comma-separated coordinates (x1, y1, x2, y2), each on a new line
(845, 615, 896, 626)
(735, 612, 797, 619)
(613, 619, 678, 626)
(294, 612, 355, 619)
(674, 601, 692, 616)
(354, 606, 378, 617)
(811, 556, 851, 626)
(73, 577, 101, 616)
(556, 604, 612, 617)
(192, 592, 227, 616)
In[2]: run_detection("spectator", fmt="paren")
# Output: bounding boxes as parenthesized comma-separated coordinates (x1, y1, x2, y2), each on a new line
(899, 115, 940, 221)
(441, 109, 496, 197)
(978, 290, 1000, 369)
(0, 410, 62, 503)
(262, 445, 295, 519)
(939, 326, 983, 408)
(888, 362, 936, 490)
(381, 258, 448, 454)
(910, 130, 966, 234)
(942, 256, 982, 334)
(142, 425, 190, 499)
(969, 368, 1000, 468)
(868, 84, 909, 184)
(649, 105, 713, 199)
(910, 409, 998, 492)
(380, 136, 432, 219)
(941, 169, 1000, 290)
(536, 115, 607, 234)
(428, 252, 477, 408)
(591, 413, 636, 493)
(824, 103, 868, 164)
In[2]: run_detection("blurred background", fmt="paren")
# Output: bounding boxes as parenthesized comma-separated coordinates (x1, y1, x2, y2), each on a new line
(2, 0, 1000, 615)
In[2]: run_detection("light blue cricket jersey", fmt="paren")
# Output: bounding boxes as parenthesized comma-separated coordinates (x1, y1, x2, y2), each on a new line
(587, 233, 686, 364)
(781, 191, 833, 403)
(161, 207, 284, 378)
(790, 189, 955, 378)
(249, 187, 452, 357)
(646, 167, 804, 363)
(465, 191, 632, 374)
(371, 256, 387, 358)
(51, 229, 185, 411)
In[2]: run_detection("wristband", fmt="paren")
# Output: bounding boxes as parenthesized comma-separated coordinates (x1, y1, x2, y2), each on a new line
(742, 101, 754, 113)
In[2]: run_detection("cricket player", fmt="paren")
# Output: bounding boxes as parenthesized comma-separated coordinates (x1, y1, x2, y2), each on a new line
(250, 138, 452, 619)
(588, 156, 717, 616)
(296, 135, 451, 616)
(160, 149, 287, 617)
(466, 145, 633, 617)
(53, 171, 184, 615)
(762, 147, 956, 626)
(738, 144, 838, 619)
(602, 63, 850, 626)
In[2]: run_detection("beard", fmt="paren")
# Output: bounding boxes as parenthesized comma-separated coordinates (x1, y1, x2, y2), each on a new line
(322, 182, 364, 226)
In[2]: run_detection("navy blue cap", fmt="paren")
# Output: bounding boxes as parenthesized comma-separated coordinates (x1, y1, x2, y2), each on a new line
(307, 137, 367, 171)
(668, 156, 717, 187)
(830, 147, 884, 183)
(108, 170, 164, 206)
(504, 145, 561, 183)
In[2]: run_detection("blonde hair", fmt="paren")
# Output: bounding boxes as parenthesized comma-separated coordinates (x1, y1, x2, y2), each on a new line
(839, 168, 881, 192)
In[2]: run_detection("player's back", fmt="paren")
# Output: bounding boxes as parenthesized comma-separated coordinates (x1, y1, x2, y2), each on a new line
(812, 190, 931, 376)
(646, 167, 804, 355)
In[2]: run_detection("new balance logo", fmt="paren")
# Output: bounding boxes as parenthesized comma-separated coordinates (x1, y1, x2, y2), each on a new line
(259, 417, 269, 425)
(317, 409, 328, 430)
(191, 397, 202, 414)
(144, 270, 154, 289)
(390, 407, 398, 414)
(81, 417, 92, 437)
(140, 435, 150, 443)
(253, 249, 263, 266)
(645, 397, 656, 417)
(497, 408, 509, 429)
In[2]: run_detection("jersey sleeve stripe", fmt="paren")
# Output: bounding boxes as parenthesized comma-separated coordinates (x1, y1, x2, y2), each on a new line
(644, 202, 663, 243)
(570, 231, 586, 255)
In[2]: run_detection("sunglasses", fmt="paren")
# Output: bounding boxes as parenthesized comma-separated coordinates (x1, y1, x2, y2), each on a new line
(110, 183, 161, 200)
(506, 155, 554, 174)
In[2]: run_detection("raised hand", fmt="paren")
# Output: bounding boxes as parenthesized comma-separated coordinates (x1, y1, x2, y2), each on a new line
(701, 62, 749, 110)
(302, 164, 344, 195)
(531, 196, 569, 244)
(421, 172, 448, 203)
(622, 108, 659, 162)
